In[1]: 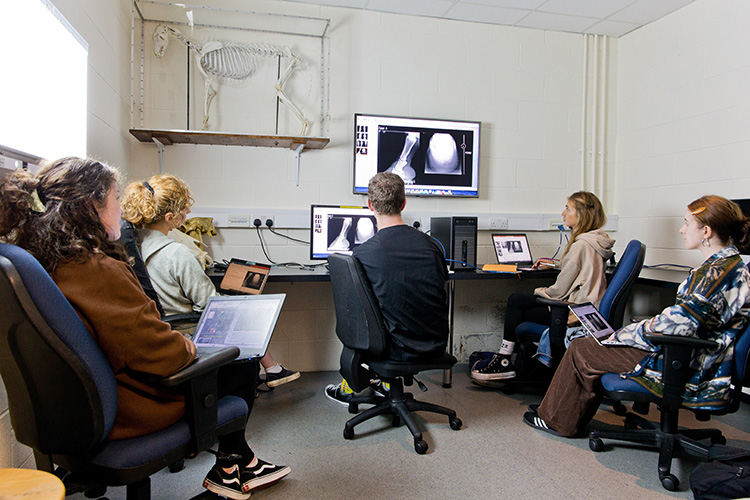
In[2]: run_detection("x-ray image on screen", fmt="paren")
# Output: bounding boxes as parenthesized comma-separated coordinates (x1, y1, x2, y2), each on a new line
(424, 132, 464, 175)
(378, 130, 421, 185)
(325, 214, 377, 252)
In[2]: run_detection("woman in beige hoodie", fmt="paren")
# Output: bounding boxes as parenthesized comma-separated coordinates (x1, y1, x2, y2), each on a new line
(472, 191, 614, 383)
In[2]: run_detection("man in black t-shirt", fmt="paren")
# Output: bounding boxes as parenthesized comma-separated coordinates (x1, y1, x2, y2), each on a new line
(325, 172, 449, 405)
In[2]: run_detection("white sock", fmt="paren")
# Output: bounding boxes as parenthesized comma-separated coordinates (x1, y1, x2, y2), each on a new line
(265, 363, 282, 374)
(499, 340, 515, 356)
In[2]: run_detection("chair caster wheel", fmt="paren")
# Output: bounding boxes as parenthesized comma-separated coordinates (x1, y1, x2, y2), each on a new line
(343, 427, 354, 440)
(712, 435, 727, 445)
(661, 474, 679, 491)
(589, 438, 605, 452)
(348, 403, 359, 414)
(168, 459, 185, 473)
(414, 440, 428, 454)
(449, 417, 462, 430)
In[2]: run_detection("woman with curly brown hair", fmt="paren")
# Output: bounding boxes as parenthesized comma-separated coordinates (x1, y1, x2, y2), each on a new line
(0, 158, 288, 500)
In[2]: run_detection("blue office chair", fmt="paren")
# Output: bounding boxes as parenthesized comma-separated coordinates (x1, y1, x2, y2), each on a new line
(589, 323, 750, 491)
(512, 239, 646, 387)
(328, 253, 462, 454)
(0, 243, 248, 500)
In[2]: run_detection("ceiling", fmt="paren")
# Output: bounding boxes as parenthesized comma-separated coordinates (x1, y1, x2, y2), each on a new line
(276, 0, 699, 38)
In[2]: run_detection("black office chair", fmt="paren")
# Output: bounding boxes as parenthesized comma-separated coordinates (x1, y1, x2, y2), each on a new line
(0, 242, 248, 500)
(118, 219, 201, 325)
(511, 239, 646, 388)
(327, 253, 462, 454)
(588, 322, 750, 491)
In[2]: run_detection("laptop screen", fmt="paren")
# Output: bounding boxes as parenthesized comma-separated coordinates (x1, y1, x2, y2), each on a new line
(192, 294, 285, 359)
(219, 259, 271, 295)
(492, 234, 533, 265)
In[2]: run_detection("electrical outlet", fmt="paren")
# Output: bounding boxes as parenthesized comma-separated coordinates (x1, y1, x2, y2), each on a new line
(227, 214, 251, 227)
(489, 217, 509, 230)
(254, 215, 275, 228)
(549, 219, 564, 230)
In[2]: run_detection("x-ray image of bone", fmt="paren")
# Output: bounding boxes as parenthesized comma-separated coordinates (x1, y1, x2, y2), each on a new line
(385, 131, 419, 184)
(354, 217, 376, 244)
(327, 216, 377, 251)
(425, 133, 464, 175)
(241, 271, 263, 290)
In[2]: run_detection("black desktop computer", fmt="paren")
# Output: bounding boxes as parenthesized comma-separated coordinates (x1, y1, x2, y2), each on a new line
(430, 216, 477, 271)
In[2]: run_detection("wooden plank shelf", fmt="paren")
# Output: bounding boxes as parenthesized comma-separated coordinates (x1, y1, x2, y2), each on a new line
(130, 128, 330, 150)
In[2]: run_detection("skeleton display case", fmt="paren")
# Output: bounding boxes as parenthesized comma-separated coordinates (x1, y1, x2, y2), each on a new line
(131, 0, 330, 151)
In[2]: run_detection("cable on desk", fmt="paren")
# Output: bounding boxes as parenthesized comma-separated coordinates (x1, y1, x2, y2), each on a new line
(549, 224, 568, 261)
(268, 226, 310, 245)
(643, 263, 694, 271)
(255, 226, 277, 265)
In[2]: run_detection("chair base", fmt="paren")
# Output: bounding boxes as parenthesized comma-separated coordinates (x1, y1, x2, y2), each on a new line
(341, 377, 461, 454)
(589, 412, 726, 491)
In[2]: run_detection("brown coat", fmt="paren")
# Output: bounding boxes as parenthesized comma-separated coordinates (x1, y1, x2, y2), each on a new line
(53, 254, 196, 441)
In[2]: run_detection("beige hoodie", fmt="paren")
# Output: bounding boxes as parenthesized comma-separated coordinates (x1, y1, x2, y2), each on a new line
(534, 228, 615, 306)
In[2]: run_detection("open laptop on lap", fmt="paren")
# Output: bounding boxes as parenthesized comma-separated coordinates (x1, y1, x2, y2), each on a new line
(568, 302, 627, 346)
(191, 294, 286, 359)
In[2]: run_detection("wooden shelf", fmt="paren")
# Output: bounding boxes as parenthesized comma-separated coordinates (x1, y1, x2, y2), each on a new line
(130, 128, 330, 150)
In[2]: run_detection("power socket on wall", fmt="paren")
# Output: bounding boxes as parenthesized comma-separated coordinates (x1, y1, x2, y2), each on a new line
(489, 217, 509, 230)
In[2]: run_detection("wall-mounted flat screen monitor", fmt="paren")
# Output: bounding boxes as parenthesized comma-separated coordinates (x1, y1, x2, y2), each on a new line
(310, 204, 378, 260)
(353, 113, 480, 197)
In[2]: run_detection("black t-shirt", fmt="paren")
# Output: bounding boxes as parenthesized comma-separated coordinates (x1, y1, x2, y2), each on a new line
(353, 224, 449, 361)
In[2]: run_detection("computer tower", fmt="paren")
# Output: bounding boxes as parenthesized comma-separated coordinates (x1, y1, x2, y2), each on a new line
(430, 217, 477, 271)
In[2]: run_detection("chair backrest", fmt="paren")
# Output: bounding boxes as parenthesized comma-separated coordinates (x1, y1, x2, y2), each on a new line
(734, 321, 750, 389)
(118, 220, 165, 316)
(0, 243, 117, 455)
(328, 253, 387, 354)
(599, 240, 646, 330)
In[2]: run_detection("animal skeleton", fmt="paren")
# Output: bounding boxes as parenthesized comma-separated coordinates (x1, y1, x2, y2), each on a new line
(153, 24, 309, 135)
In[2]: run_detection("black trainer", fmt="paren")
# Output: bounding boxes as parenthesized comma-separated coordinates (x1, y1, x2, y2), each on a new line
(240, 458, 291, 493)
(324, 383, 354, 406)
(203, 463, 250, 500)
(265, 366, 300, 388)
(471, 353, 516, 381)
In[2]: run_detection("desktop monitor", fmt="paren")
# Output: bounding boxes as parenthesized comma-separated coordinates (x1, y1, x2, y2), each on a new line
(353, 113, 480, 197)
(310, 204, 378, 260)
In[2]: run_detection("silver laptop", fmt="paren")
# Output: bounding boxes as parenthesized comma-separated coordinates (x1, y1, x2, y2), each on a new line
(191, 294, 286, 359)
(492, 233, 534, 269)
(568, 302, 626, 346)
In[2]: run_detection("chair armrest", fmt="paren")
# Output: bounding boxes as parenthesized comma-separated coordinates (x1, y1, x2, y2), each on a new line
(159, 346, 240, 452)
(159, 347, 240, 388)
(534, 297, 574, 309)
(643, 333, 717, 350)
(643, 334, 717, 411)
(162, 312, 201, 326)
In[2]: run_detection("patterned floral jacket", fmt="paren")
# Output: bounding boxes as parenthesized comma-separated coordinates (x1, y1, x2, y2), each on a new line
(612, 246, 750, 409)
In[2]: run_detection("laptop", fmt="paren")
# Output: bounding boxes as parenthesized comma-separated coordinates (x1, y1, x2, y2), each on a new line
(492, 234, 535, 270)
(568, 302, 626, 346)
(219, 258, 272, 295)
(191, 294, 286, 358)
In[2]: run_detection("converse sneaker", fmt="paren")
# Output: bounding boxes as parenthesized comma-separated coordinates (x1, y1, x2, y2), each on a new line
(325, 383, 354, 406)
(241, 458, 290, 493)
(265, 366, 301, 388)
(203, 463, 250, 500)
(471, 353, 516, 381)
(370, 380, 390, 398)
